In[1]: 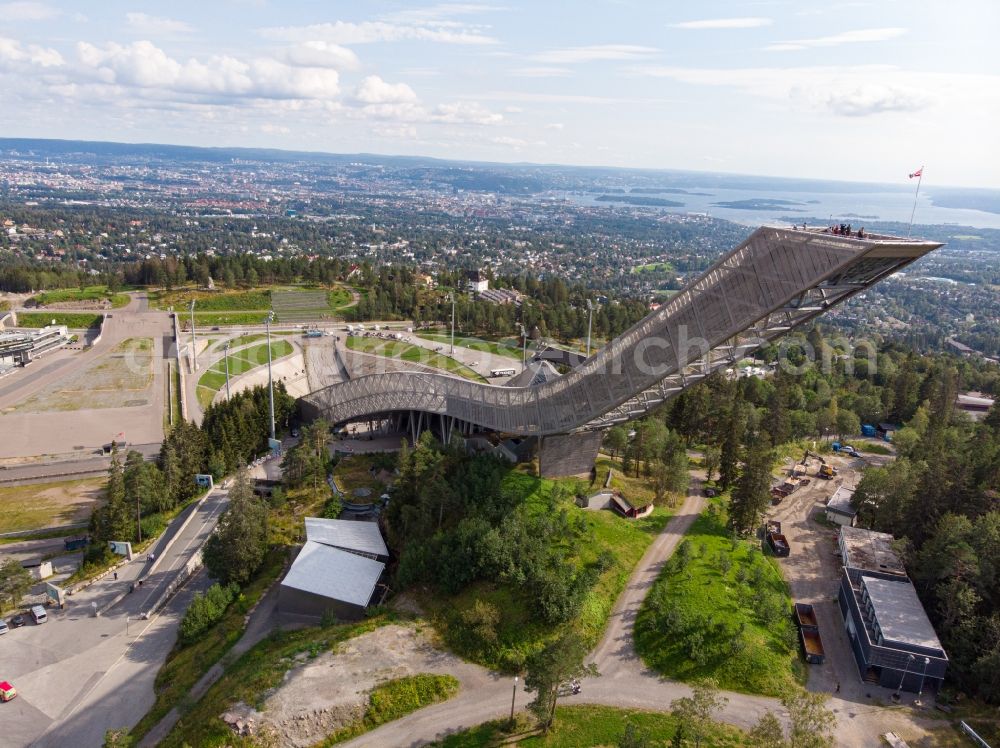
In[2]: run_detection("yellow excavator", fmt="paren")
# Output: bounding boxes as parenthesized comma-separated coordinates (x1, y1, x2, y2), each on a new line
(801, 450, 837, 480)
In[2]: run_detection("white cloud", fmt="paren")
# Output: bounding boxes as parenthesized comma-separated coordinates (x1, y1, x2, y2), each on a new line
(670, 17, 772, 29)
(260, 20, 498, 45)
(283, 41, 360, 70)
(354, 75, 417, 104)
(0, 1, 57, 21)
(825, 85, 928, 116)
(0, 36, 63, 67)
(533, 44, 658, 64)
(629, 63, 947, 117)
(260, 123, 290, 134)
(75, 40, 341, 100)
(431, 101, 502, 124)
(125, 12, 195, 35)
(544, 122, 564, 130)
(510, 66, 571, 77)
(765, 27, 907, 51)
(373, 124, 418, 139)
(381, 4, 502, 24)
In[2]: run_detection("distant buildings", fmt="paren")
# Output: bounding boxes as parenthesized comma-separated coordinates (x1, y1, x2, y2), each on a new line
(825, 485, 858, 527)
(956, 392, 995, 421)
(467, 269, 489, 293)
(478, 287, 523, 306)
(837, 526, 947, 693)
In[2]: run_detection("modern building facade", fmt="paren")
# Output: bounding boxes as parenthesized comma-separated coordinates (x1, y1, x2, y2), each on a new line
(837, 527, 947, 692)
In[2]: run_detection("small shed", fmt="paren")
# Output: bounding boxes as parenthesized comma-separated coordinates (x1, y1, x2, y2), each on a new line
(826, 485, 858, 527)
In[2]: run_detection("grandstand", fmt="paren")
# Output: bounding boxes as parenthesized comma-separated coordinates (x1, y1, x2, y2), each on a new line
(271, 290, 334, 325)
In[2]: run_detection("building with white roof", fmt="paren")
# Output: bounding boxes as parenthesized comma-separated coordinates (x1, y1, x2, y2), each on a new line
(304, 517, 388, 561)
(825, 485, 858, 526)
(278, 541, 385, 622)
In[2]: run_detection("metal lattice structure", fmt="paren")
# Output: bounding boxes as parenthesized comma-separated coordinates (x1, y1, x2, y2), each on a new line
(303, 226, 942, 436)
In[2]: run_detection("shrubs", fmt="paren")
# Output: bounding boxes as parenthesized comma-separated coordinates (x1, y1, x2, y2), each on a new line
(178, 582, 240, 645)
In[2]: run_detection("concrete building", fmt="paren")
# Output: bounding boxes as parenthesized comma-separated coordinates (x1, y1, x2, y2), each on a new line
(836, 527, 947, 693)
(825, 485, 858, 526)
(956, 392, 995, 422)
(467, 270, 489, 293)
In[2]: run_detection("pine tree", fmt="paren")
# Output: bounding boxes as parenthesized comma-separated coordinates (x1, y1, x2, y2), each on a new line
(728, 440, 774, 536)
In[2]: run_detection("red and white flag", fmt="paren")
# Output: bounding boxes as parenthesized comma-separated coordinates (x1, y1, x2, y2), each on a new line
(909, 167, 923, 179)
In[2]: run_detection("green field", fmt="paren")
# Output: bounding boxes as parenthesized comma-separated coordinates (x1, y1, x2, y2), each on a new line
(423, 466, 671, 672)
(15, 312, 103, 328)
(196, 340, 295, 408)
(634, 502, 806, 697)
(29, 286, 129, 308)
(0, 300, 10, 312)
(631, 261, 676, 274)
(150, 288, 271, 311)
(433, 705, 747, 747)
(416, 332, 522, 359)
(346, 336, 485, 381)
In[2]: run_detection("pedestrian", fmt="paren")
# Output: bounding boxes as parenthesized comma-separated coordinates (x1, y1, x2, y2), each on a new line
(836, 681, 841, 693)
(114, 572, 118, 581)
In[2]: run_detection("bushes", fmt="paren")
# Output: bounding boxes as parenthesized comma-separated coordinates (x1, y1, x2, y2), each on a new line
(178, 582, 240, 645)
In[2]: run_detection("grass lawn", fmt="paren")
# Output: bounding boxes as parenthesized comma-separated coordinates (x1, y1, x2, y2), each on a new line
(15, 312, 103, 328)
(196, 340, 295, 408)
(29, 287, 130, 308)
(0, 300, 9, 312)
(631, 261, 676, 274)
(422, 466, 671, 672)
(0, 477, 105, 533)
(159, 615, 399, 748)
(320, 674, 460, 746)
(328, 286, 353, 309)
(184, 311, 275, 327)
(128, 548, 287, 741)
(332, 453, 396, 500)
(346, 336, 485, 381)
(416, 332, 522, 360)
(634, 501, 806, 697)
(432, 705, 747, 747)
(150, 288, 271, 311)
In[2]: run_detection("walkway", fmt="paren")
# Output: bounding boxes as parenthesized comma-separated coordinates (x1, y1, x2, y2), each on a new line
(341, 473, 950, 748)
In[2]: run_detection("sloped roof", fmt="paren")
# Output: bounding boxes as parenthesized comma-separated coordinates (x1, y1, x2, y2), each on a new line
(305, 517, 388, 558)
(281, 541, 384, 607)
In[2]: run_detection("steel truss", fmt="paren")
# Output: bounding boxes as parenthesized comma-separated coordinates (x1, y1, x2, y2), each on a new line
(303, 227, 942, 436)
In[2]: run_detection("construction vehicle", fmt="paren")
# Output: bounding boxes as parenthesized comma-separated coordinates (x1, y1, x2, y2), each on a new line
(765, 520, 790, 557)
(801, 450, 837, 480)
(794, 603, 826, 664)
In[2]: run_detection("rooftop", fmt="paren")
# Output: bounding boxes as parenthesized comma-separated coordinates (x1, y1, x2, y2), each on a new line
(304, 517, 388, 558)
(827, 485, 857, 517)
(840, 526, 906, 576)
(281, 540, 384, 607)
(862, 575, 945, 654)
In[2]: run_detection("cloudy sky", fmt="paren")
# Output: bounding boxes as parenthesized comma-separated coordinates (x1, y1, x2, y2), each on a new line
(1, 1, 997, 187)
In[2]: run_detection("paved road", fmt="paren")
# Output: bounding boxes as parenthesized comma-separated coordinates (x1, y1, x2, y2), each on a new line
(0, 443, 161, 485)
(0, 486, 230, 748)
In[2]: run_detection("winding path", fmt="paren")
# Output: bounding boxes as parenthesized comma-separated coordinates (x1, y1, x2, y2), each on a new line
(340, 473, 949, 748)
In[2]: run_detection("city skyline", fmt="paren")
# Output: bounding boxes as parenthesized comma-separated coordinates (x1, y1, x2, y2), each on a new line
(0, 1, 997, 188)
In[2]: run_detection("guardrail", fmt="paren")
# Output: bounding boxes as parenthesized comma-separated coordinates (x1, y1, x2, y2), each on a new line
(961, 721, 993, 748)
(172, 312, 188, 421)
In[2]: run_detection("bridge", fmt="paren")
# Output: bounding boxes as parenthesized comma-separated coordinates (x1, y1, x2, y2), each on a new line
(302, 226, 942, 475)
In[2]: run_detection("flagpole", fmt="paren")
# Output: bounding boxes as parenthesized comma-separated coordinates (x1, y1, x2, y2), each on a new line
(907, 167, 923, 238)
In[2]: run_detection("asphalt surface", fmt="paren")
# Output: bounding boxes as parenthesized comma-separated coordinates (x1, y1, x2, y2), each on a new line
(0, 486, 229, 748)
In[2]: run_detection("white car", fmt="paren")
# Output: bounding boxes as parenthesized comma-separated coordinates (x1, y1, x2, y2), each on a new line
(0, 620, 9, 635)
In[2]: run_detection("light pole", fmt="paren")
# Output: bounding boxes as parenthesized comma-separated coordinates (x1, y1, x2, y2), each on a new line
(126, 615, 130, 636)
(509, 675, 518, 725)
(265, 311, 276, 441)
(224, 342, 232, 400)
(585, 298, 594, 359)
(448, 292, 456, 356)
(896, 653, 915, 697)
(518, 323, 527, 370)
(188, 300, 197, 371)
(918, 656, 931, 697)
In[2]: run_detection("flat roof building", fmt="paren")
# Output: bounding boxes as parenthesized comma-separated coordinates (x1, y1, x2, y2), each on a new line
(826, 485, 858, 526)
(836, 527, 947, 693)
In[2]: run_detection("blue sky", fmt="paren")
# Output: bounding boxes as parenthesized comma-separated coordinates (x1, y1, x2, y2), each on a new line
(1, 1, 997, 187)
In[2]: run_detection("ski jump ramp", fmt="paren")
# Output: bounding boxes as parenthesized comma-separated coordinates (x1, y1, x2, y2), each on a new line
(302, 226, 941, 474)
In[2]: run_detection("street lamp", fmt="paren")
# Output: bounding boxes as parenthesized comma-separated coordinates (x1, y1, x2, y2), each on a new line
(188, 300, 197, 371)
(585, 299, 594, 359)
(895, 653, 915, 697)
(509, 675, 518, 725)
(918, 656, 931, 697)
(265, 311, 276, 441)
(518, 323, 528, 370)
(448, 292, 456, 356)
(224, 342, 232, 400)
